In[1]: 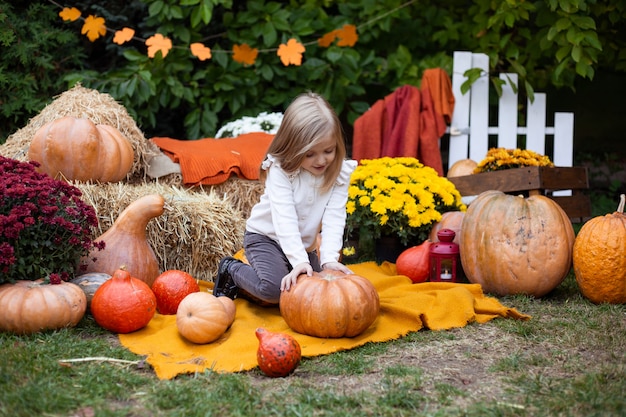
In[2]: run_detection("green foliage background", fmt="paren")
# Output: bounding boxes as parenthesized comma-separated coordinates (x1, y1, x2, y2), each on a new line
(2, 0, 625, 142)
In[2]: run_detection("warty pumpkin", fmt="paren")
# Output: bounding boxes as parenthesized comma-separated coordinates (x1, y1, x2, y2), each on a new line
(28, 116, 134, 183)
(279, 270, 380, 338)
(176, 292, 236, 344)
(459, 190, 575, 297)
(255, 327, 301, 378)
(0, 280, 86, 335)
(573, 194, 626, 304)
(90, 267, 156, 334)
(81, 194, 165, 287)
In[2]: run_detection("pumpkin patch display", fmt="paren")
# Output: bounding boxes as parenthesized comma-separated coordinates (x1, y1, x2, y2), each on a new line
(279, 270, 380, 338)
(90, 267, 156, 334)
(255, 327, 301, 377)
(81, 194, 165, 287)
(573, 194, 626, 304)
(176, 292, 236, 344)
(152, 270, 200, 315)
(28, 116, 134, 183)
(0, 280, 87, 335)
(459, 190, 575, 297)
(69, 272, 111, 311)
(396, 240, 432, 283)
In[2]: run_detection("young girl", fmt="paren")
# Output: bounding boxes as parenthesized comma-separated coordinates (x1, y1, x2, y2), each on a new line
(214, 92, 357, 305)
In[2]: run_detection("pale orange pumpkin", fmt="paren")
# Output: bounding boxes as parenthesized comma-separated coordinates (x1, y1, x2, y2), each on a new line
(176, 292, 236, 344)
(447, 159, 477, 177)
(428, 211, 465, 244)
(0, 280, 87, 335)
(573, 194, 626, 304)
(279, 270, 380, 338)
(459, 190, 575, 297)
(28, 116, 134, 183)
(81, 194, 164, 287)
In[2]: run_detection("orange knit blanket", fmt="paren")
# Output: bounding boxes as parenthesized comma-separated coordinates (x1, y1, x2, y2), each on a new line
(118, 261, 530, 380)
(151, 132, 274, 185)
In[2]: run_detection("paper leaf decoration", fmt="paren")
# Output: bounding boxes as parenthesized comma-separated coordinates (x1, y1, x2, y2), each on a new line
(146, 34, 173, 58)
(113, 28, 135, 45)
(59, 7, 81, 22)
(190, 43, 212, 61)
(336, 24, 358, 47)
(81, 15, 106, 42)
(232, 44, 258, 66)
(277, 38, 305, 66)
(318, 31, 337, 48)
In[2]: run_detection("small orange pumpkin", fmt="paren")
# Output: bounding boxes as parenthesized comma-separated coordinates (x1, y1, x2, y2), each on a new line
(152, 270, 200, 315)
(28, 116, 134, 182)
(255, 327, 301, 378)
(176, 292, 236, 344)
(573, 194, 626, 304)
(90, 267, 156, 334)
(0, 280, 86, 335)
(460, 190, 575, 297)
(396, 240, 432, 283)
(279, 270, 379, 338)
(447, 159, 477, 177)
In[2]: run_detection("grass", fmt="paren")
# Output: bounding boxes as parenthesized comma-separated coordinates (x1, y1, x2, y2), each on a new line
(1, 191, 625, 417)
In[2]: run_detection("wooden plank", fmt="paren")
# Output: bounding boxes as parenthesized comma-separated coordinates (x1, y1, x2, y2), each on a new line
(538, 166, 589, 190)
(468, 53, 490, 162)
(497, 73, 518, 149)
(549, 194, 592, 222)
(448, 51, 473, 168)
(526, 93, 546, 155)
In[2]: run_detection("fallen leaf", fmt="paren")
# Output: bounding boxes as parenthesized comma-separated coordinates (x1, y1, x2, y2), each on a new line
(81, 15, 106, 42)
(277, 38, 305, 66)
(232, 44, 258, 66)
(113, 27, 135, 45)
(146, 33, 173, 58)
(190, 42, 212, 61)
(336, 24, 358, 47)
(59, 7, 81, 22)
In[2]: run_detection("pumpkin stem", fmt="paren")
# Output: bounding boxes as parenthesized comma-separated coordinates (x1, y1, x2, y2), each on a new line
(618, 194, 625, 214)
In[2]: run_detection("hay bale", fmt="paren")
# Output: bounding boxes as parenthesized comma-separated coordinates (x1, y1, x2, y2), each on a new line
(74, 181, 246, 282)
(0, 84, 160, 181)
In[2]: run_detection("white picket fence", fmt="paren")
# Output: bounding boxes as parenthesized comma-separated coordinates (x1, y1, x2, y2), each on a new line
(447, 51, 575, 196)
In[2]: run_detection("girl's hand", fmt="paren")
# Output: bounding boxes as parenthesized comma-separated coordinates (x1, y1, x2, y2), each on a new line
(322, 262, 353, 275)
(281, 262, 312, 291)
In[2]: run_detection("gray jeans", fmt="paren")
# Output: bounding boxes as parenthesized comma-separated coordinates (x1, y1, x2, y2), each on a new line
(230, 231, 321, 304)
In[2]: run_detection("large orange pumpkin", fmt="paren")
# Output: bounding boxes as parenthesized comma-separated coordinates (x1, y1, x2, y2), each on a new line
(279, 270, 380, 338)
(0, 280, 86, 335)
(460, 190, 575, 297)
(90, 267, 156, 334)
(28, 116, 134, 182)
(573, 194, 626, 304)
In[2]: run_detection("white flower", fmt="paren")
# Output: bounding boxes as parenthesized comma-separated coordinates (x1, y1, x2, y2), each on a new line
(215, 112, 284, 138)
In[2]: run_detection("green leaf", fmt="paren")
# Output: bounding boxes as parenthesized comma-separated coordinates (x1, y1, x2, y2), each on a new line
(148, 1, 165, 17)
(524, 80, 535, 103)
(571, 45, 582, 62)
(555, 17, 571, 31)
(262, 22, 277, 46)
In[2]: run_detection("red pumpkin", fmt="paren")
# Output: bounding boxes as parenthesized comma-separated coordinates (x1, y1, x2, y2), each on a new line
(396, 240, 432, 283)
(255, 327, 301, 377)
(90, 267, 156, 333)
(152, 270, 200, 315)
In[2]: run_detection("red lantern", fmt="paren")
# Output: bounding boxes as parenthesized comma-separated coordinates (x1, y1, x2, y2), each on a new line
(429, 229, 465, 283)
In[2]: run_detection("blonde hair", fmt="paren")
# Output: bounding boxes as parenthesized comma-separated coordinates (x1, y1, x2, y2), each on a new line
(264, 92, 346, 192)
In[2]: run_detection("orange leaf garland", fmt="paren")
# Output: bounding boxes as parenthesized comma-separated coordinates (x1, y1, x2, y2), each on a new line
(318, 31, 337, 48)
(113, 28, 135, 45)
(232, 44, 258, 66)
(277, 38, 305, 66)
(190, 43, 212, 61)
(81, 15, 106, 42)
(59, 7, 81, 22)
(146, 34, 173, 58)
(336, 24, 358, 47)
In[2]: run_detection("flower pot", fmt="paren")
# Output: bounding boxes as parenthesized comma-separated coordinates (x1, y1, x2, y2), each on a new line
(374, 236, 409, 264)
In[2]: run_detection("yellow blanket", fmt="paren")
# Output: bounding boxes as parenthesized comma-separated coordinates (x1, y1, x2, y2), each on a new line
(119, 262, 530, 379)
